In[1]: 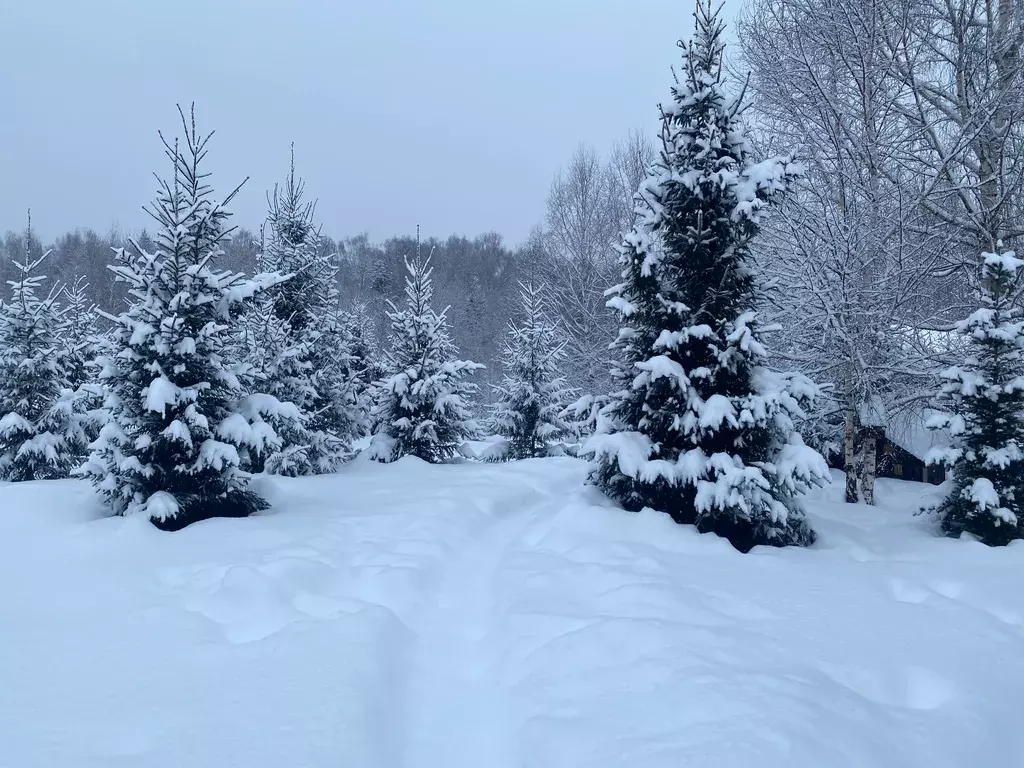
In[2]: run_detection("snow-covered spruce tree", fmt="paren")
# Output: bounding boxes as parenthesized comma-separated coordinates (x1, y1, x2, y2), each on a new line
(0, 246, 91, 481)
(55, 275, 105, 450)
(370, 251, 483, 463)
(244, 147, 360, 474)
(337, 300, 381, 436)
(308, 300, 364, 464)
(81, 106, 296, 530)
(487, 282, 575, 460)
(57, 275, 100, 393)
(926, 248, 1024, 546)
(239, 307, 317, 475)
(587, 0, 829, 553)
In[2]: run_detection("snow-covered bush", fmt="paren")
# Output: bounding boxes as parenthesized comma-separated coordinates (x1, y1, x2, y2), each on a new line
(487, 282, 575, 460)
(926, 247, 1024, 546)
(587, 0, 829, 552)
(370, 251, 483, 463)
(81, 106, 296, 530)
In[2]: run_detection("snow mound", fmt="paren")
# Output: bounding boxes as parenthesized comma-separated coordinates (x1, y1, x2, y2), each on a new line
(1, 461, 1022, 767)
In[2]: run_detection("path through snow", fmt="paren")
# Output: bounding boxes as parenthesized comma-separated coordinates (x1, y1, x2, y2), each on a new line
(402, 478, 547, 767)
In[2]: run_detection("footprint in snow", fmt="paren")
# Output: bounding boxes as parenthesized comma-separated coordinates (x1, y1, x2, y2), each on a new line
(985, 605, 1023, 627)
(929, 580, 965, 600)
(701, 590, 776, 621)
(903, 666, 956, 710)
(184, 564, 300, 644)
(818, 662, 954, 711)
(847, 545, 881, 563)
(889, 578, 930, 605)
(157, 563, 231, 591)
(291, 591, 362, 620)
(257, 555, 337, 594)
(894, 581, 1020, 630)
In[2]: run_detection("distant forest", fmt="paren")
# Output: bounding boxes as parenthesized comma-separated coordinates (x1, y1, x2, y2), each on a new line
(0, 131, 652, 397)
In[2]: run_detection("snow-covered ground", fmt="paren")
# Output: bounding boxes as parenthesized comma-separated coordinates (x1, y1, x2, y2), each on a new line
(1, 457, 1022, 767)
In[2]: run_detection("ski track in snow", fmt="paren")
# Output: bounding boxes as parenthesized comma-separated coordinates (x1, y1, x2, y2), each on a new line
(400, 485, 548, 768)
(149, 460, 573, 767)
(1, 460, 1024, 767)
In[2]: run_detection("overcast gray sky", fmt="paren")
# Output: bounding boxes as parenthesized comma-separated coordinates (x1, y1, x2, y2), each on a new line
(3, 0, 737, 246)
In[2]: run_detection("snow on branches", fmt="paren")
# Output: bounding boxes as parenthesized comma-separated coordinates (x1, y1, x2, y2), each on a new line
(369, 250, 483, 463)
(587, 0, 828, 552)
(81, 106, 295, 530)
(487, 282, 575, 460)
(926, 248, 1024, 545)
(241, 147, 364, 475)
(0, 234, 91, 481)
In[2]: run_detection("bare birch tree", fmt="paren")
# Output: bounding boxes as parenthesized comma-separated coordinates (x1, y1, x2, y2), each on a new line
(738, 0, 959, 503)
(883, 0, 1024, 256)
(539, 137, 653, 395)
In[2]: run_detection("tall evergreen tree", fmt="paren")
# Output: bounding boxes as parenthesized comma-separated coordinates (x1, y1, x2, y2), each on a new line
(587, 1, 828, 552)
(81, 106, 296, 530)
(926, 248, 1024, 546)
(370, 250, 483, 463)
(244, 147, 360, 474)
(488, 282, 575, 460)
(0, 238, 90, 481)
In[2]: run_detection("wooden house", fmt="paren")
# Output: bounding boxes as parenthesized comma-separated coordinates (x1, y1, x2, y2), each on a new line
(823, 411, 948, 486)
(876, 433, 945, 485)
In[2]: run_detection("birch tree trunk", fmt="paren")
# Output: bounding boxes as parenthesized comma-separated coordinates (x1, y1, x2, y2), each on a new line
(844, 385, 859, 503)
(859, 428, 877, 506)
